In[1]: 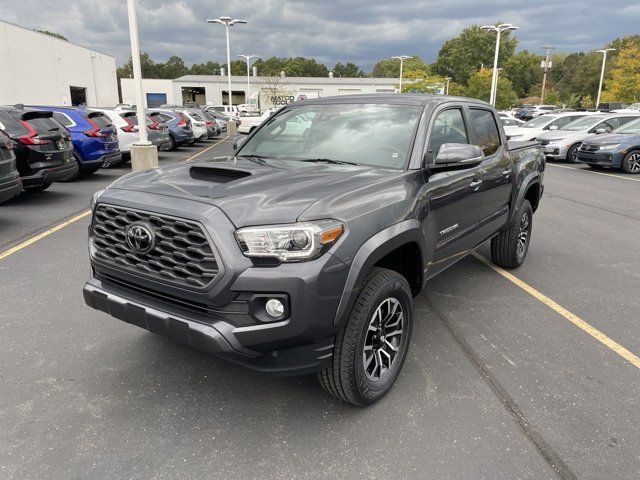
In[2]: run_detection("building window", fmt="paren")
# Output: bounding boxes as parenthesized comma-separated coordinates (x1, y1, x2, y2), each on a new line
(70, 86, 87, 106)
(181, 87, 206, 106)
(146, 93, 167, 108)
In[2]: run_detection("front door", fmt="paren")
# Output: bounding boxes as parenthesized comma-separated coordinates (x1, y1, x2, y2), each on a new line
(422, 106, 483, 276)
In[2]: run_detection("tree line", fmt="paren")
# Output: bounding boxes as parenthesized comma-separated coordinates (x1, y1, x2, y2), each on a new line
(116, 24, 640, 109)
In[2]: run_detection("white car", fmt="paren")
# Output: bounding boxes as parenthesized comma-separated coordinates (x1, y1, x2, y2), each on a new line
(535, 113, 640, 162)
(612, 102, 640, 113)
(237, 109, 278, 134)
(89, 108, 139, 153)
(505, 112, 595, 141)
(174, 109, 208, 141)
(207, 105, 241, 120)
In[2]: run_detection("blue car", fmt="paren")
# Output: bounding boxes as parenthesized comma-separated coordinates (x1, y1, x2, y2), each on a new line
(577, 118, 640, 174)
(32, 106, 121, 176)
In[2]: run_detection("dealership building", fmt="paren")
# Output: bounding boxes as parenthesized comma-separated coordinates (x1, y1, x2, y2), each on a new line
(0, 20, 119, 107)
(120, 75, 403, 110)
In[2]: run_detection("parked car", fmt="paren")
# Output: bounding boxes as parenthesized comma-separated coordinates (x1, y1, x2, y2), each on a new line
(208, 105, 241, 119)
(200, 109, 222, 138)
(204, 109, 230, 132)
(577, 117, 640, 173)
(596, 102, 628, 112)
(0, 105, 76, 192)
(536, 113, 640, 162)
(516, 104, 557, 120)
(500, 117, 525, 127)
(505, 112, 595, 141)
(32, 106, 121, 177)
(173, 109, 208, 141)
(611, 102, 640, 113)
(237, 108, 278, 134)
(148, 109, 195, 150)
(84, 95, 544, 406)
(0, 130, 22, 203)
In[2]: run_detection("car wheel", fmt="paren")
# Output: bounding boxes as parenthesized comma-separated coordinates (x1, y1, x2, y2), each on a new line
(490, 199, 533, 269)
(621, 150, 640, 174)
(566, 144, 581, 163)
(24, 182, 51, 193)
(318, 267, 413, 406)
(168, 134, 177, 151)
(249, 127, 256, 133)
(63, 153, 83, 181)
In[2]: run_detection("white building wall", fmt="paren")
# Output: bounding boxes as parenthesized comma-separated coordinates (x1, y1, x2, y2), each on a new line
(0, 20, 118, 106)
(120, 78, 176, 106)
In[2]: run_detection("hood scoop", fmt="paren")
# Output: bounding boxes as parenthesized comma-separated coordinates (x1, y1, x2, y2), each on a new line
(189, 165, 252, 184)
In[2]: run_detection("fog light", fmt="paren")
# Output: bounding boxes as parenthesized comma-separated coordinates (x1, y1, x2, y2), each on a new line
(265, 298, 285, 318)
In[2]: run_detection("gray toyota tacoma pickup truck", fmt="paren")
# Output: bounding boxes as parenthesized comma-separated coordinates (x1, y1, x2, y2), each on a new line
(84, 94, 544, 406)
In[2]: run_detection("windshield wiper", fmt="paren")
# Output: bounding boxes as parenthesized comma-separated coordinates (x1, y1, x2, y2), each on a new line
(237, 154, 270, 165)
(300, 158, 360, 166)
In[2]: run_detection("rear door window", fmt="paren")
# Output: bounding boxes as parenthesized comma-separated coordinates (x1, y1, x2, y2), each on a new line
(0, 110, 28, 135)
(88, 113, 112, 129)
(121, 113, 138, 125)
(468, 108, 501, 156)
(52, 112, 74, 127)
(27, 116, 64, 135)
(427, 108, 468, 161)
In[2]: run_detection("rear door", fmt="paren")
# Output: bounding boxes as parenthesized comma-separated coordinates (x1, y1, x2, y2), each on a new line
(468, 107, 513, 234)
(424, 105, 483, 274)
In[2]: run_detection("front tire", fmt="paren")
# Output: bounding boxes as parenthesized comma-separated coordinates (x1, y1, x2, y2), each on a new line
(318, 267, 413, 406)
(566, 144, 581, 163)
(621, 150, 640, 174)
(491, 199, 533, 269)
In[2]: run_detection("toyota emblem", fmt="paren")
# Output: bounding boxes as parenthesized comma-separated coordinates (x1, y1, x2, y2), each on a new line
(126, 223, 155, 253)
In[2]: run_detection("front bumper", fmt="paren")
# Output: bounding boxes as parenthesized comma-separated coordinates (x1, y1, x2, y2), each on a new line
(577, 150, 623, 167)
(542, 144, 569, 159)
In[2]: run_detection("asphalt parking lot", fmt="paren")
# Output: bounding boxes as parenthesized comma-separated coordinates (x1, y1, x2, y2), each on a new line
(1, 138, 639, 480)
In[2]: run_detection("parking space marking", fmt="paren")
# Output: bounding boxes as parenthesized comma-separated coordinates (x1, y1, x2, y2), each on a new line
(0, 210, 91, 261)
(181, 136, 230, 162)
(547, 163, 640, 183)
(472, 252, 640, 370)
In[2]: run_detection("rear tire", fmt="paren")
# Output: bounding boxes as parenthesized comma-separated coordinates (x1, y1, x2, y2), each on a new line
(64, 153, 83, 181)
(318, 267, 413, 406)
(621, 150, 640, 174)
(491, 199, 533, 269)
(566, 144, 581, 163)
(168, 134, 177, 151)
(24, 182, 51, 193)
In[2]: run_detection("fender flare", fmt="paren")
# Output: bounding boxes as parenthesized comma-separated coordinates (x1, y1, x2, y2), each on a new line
(332, 219, 424, 326)
(509, 172, 541, 224)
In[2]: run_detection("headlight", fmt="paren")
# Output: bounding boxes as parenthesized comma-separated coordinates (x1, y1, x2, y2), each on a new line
(598, 144, 620, 151)
(235, 220, 344, 262)
(90, 189, 105, 211)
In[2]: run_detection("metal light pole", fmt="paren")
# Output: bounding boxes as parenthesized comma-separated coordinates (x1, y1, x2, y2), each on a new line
(492, 68, 503, 106)
(90, 52, 98, 105)
(126, 0, 157, 170)
(444, 77, 451, 95)
(207, 17, 247, 108)
(391, 55, 412, 93)
(481, 23, 518, 106)
(540, 46, 555, 104)
(238, 54, 259, 108)
(596, 48, 616, 108)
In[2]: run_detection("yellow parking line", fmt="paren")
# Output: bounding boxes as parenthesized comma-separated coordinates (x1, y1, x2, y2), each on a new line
(472, 252, 640, 369)
(181, 135, 229, 162)
(548, 163, 640, 182)
(0, 210, 91, 261)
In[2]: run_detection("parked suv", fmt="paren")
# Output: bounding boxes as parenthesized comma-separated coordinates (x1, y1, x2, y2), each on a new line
(148, 109, 195, 150)
(536, 113, 640, 162)
(516, 104, 557, 120)
(0, 130, 22, 203)
(577, 117, 640, 173)
(0, 105, 76, 192)
(84, 95, 544, 406)
(33, 106, 121, 176)
(119, 111, 172, 151)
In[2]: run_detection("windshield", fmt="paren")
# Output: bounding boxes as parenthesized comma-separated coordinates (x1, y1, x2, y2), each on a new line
(237, 103, 422, 169)
(562, 116, 606, 131)
(626, 103, 640, 110)
(613, 118, 640, 134)
(521, 115, 558, 128)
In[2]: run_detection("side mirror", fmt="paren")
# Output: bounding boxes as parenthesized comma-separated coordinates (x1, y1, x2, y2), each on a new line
(430, 143, 484, 170)
(548, 125, 559, 130)
(233, 134, 248, 151)
(594, 128, 607, 134)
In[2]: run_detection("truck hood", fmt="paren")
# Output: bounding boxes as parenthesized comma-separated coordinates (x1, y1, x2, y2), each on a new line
(107, 156, 406, 227)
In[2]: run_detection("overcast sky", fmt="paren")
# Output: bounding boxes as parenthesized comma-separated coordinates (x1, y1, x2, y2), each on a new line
(1, 0, 638, 70)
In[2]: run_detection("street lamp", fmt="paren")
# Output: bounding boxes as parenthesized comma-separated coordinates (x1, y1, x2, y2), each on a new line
(481, 23, 518, 106)
(596, 48, 616, 108)
(238, 54, 259, 109)
(444, 76, 451, 95)
(207, 17, 247, 108)
(391, 55, 412, 93)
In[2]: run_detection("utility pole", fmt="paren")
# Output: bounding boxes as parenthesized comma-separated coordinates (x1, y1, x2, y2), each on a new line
(540, 46, 555, 104)
(444, 77, 451, 95)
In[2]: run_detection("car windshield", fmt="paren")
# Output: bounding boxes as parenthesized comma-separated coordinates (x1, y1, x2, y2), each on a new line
(613, 118, 640, 134)
(521, 115, 557, 128)
(237, 103, 422, 169)
(562, 116, 606, 131)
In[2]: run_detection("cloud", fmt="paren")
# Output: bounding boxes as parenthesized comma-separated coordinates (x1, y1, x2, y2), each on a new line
(0, 0, 638, 70)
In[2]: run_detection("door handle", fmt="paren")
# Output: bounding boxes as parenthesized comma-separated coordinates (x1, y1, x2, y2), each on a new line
(502, 166, 513, 177)
(469, 179, 482, 191)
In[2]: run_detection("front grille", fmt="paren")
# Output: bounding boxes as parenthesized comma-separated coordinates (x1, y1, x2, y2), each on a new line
(580, 143, 599, 152)
(91, 204, 219, 289)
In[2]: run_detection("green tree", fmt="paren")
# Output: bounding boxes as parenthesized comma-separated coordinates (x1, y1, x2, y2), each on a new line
(34, 29, 67, 41)
(116, 52, 159, 79)
(504, 50, 543, 98)
(253, 57, 288, 76)
(189, 61, 222, 75)
(465, 68, 517, 109)
(284, 57, 329, 77)
(552, 52, 601, 99)
(601, 43, 640, 102)
(157, 55, 189, 79)
(580, 94, 595, 109)
(332, 62, 365, 77)
(230, 59, 247, 76)
(370, 56, 429, 78)
(433, 24, 517, 85)
(400, 69, 444, 93)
